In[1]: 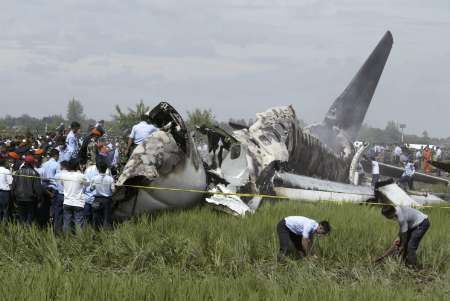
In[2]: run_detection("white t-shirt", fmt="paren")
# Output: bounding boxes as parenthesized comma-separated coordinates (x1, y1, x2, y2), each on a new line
(0, 166, 13, 191)
(395, 206, 428, 233)
(394, 146, 402, 156)
(59, 171, 87, 208)
(371, 160, 380, 175)
(129, 121, 158, 145)
(285, 216, 319, 239)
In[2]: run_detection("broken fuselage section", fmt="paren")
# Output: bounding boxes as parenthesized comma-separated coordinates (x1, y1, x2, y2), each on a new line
(113, 102, 207, 220)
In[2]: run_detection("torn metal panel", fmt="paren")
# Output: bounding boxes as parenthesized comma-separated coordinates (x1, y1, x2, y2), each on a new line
(377, 184, 419, 207)
(205, 185, 251, 216)
(220, 144, 250, 187)
(274, 187, 372, 203)
(274, 172, 373, 195)
(232, 106, 351, 183)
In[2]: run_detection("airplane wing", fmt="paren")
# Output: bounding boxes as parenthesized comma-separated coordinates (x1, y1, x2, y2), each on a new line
(429, 161, 450, 173)
(360, 160, 448, 185)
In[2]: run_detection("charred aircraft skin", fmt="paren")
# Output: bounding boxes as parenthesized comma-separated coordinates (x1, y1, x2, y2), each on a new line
(113, 31, 395, 218)
(112, 103, 207, 220)
(231, 106, 350, 184)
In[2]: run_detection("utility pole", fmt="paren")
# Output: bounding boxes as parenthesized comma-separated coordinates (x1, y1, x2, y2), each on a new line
(399, 124, 406, 144)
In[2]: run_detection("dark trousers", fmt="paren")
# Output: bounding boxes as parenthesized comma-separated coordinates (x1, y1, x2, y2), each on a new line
(63, 205, 85, 234)
(404, 219, 430, 266)
(36, 190, 52, 227)
(15, 201, 36, 225)
(371, 174, 380, 187)
(92, 196, 112, 229)
(399, 175, 414, 190)
(83, 203, 93, 225)
(52, 194, 64, 233)
(0, 190, 10, 221)
(277, 219, 304, 258)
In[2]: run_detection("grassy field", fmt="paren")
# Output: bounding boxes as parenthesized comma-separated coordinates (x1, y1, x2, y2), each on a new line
(0, 201, 448, 300)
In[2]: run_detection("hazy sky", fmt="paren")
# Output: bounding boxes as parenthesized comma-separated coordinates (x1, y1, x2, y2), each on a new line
(0, 0, 449, 137)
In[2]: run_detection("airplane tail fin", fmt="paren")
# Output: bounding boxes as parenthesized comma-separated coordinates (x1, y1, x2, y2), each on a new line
(325, 31, 393, 140)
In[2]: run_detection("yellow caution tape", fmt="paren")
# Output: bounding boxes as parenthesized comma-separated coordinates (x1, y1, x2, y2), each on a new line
(1, 171, 450, 209)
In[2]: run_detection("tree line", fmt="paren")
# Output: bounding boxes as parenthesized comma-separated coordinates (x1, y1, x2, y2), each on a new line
(1, 99, 448, 147)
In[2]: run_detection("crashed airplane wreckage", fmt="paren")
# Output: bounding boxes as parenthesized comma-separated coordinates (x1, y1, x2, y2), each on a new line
(112, 31, 446, 219)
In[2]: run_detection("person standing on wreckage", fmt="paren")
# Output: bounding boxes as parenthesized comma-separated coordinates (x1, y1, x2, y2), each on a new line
(126, 113, 159, 158)
(276, 216, 331, 261)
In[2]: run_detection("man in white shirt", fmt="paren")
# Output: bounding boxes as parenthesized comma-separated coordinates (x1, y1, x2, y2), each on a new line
(126, 115, 158, 157)
(90, 160, 115, 229)
(394, 145, 402, 165)
(381, 205, 430, 267)
(59, 159, 88, 233)
(277, 216, 331, 260)
(415, 150, 422, 170)
(435, 147, 443, 176)
(0, 156, 13, 221)
(371, 157, 380, 187)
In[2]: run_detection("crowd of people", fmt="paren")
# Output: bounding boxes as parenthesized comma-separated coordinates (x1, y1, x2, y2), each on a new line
(0, 115, 159, 233)
(368, 143, 447, 190)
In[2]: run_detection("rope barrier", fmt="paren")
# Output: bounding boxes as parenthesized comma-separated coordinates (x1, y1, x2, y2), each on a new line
(1, 170, 449, 210)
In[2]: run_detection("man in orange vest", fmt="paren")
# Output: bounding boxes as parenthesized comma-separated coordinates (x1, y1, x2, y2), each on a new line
(422, 146, 433, 174)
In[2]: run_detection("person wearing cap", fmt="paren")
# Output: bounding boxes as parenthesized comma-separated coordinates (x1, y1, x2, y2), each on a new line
(126, 114, 158, 157)
(276, 216, 331, 260)
(8, 152, 22, 171)
(66, 121, 81, 160)
(380, 205, 430, 267)
(0, 156, 13, 221)
(37, 149, 60, 227)
(79, 125, 104, 169)
(11, 155, 45, 224)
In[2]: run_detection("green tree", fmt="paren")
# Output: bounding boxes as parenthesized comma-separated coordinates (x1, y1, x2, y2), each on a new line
(384, 121, 402, 144)
(185, 108, 216, 130)
(67, 98, 86, 122)
(112, 100, 150, 134)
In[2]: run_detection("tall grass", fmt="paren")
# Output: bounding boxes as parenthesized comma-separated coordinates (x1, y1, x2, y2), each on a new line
(0, 201, 448, 300)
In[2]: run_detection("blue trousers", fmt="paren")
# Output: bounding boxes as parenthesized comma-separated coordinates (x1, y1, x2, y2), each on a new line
(92, 197, 112, 229)
(83, 203, 93, 225)
(63, 205, 84, 234)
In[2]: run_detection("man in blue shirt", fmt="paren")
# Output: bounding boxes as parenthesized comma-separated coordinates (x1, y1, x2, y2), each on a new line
(399, 159, 415, 190)
(126, 115, 158, 157)
(66, 122, 81, 159)
(37, 149, 60, 227)
(277, 216, 331, 260)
